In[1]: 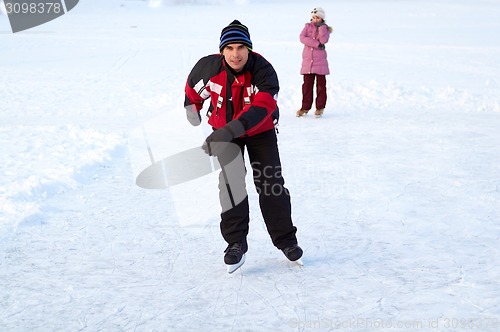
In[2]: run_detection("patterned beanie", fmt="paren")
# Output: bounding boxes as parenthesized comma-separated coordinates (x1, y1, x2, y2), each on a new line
(311, 7, 326, 20)
(219, 20, 253, 52)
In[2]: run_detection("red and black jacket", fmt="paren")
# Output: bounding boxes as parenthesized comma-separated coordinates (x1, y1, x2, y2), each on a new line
(184, 52, 279, 137)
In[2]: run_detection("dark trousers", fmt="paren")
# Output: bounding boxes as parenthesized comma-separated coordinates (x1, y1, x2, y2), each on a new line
(217, 129, 298, 250)
(301, 74, 327, 110)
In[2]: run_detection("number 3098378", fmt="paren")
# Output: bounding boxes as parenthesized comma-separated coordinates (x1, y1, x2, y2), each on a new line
(5, 2, 62, 14)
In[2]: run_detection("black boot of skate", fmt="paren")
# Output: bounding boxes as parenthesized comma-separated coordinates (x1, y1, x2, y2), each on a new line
(224, 239, 248, 273)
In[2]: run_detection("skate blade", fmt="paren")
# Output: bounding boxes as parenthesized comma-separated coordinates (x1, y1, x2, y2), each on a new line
(227, 254, 246, 274)
(292, 258, 304, 267)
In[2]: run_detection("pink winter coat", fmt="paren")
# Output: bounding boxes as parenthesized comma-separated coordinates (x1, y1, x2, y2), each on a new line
(300, 22, 331, 75)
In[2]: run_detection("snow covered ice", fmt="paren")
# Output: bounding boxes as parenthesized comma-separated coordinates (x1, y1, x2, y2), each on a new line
(1, 0, 499, 330)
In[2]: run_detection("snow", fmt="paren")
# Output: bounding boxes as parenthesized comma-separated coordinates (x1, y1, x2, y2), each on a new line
(1, 0, 500, 330)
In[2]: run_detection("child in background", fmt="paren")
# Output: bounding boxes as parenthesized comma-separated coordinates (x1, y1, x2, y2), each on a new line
(297, 7, 333, 117)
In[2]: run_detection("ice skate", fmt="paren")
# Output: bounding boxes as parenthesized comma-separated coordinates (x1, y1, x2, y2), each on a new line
(282, 244, 304, 266)
(224, 240, 247, 274)
(296, 108, 309, 117)
(314, 109, 324, 117)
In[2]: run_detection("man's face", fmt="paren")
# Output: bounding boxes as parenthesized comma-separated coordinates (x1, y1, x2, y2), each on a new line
(222, 43, 249, 73)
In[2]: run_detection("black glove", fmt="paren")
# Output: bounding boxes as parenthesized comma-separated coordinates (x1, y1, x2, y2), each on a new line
(202, 120, 245, 156)
(185, 107, 201, 126)
(318, 43, 325, 50)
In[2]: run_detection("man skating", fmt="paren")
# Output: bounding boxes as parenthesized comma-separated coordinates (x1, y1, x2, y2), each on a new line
(184, 20, 302, 273)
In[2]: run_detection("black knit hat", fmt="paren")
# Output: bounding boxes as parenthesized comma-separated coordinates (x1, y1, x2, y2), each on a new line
(219, 20, 253, 52)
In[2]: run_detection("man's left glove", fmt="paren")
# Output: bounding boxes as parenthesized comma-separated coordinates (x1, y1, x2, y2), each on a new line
(185, 106, 202, 126)
(202, 120, 245, 156)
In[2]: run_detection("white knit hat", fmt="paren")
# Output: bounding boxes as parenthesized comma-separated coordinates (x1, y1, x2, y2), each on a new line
(311, 7, 326, 19)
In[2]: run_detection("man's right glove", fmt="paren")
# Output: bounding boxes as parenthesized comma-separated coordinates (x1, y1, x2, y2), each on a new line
(202, 120, 245, 156)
